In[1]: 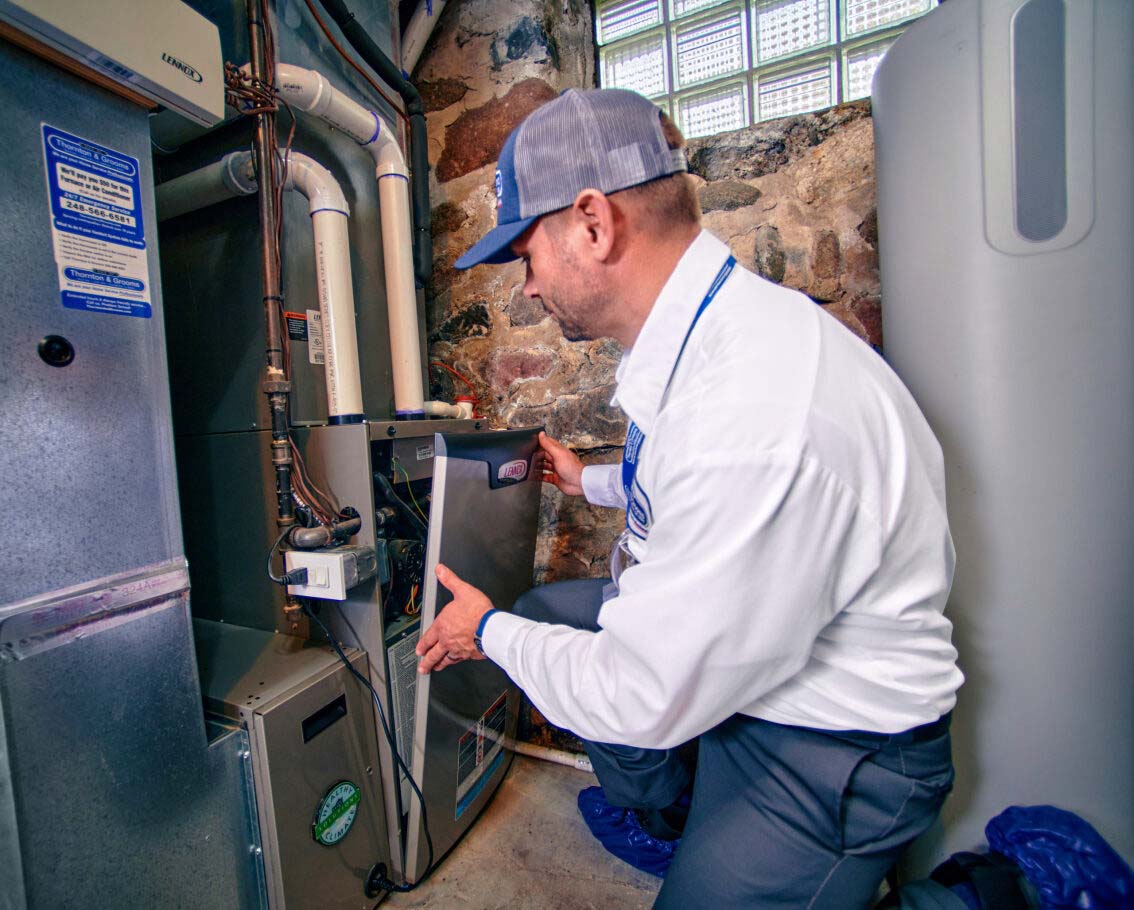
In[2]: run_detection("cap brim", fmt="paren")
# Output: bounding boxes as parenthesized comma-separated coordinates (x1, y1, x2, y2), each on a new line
(454, 216, 538, 270)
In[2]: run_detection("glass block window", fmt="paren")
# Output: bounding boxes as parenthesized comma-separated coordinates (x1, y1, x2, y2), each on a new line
(671, 0, 730, 17)
(673, 7, 748, 89)
(597, 0, 662, 45)
(601, 31, 669, 98)
(678, 81, 750, 137)
(757, 58, 834, 120)
(843, 35, 897, 100)
(843, 0, 932, 38)
(755, 0, 832, 62)
(597, 0, 936, 137)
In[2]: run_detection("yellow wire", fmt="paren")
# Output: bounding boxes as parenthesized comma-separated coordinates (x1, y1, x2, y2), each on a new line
(392, 457, 429, 523)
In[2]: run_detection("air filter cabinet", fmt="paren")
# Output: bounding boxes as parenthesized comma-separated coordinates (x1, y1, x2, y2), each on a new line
(195, 620, 391, 909)
(873, 0, 1133, 868)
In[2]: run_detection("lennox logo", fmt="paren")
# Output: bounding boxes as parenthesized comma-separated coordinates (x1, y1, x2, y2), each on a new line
(162, 53, 203, 83)
(497, 459, 528, 483)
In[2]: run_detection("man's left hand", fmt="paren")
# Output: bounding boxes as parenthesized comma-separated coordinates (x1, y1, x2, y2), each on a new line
(416, 564, 494, 673)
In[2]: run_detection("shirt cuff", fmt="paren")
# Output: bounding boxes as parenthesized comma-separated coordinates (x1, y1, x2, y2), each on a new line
(581, 463, 625, 508)
(475, 608, 498, 648)
(479, 609, 529, 667)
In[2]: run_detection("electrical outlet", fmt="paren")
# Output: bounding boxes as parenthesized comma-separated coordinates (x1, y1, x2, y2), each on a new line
(285, 545, 378, 600)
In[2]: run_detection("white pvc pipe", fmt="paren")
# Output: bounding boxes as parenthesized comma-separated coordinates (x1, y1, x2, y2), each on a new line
(272, 62, 425, 419)
(283, 153, 364, 422)
(507, 741, 595, 774)
(274, 63, 381, 146)
(424, 399, 473, 419)
(401, 0, 448, 75)
(154, 149, 364, 423)
(378, 174, 425, 417)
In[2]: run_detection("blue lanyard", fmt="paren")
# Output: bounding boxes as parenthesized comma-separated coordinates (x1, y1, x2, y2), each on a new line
(621, 255, 736, 510)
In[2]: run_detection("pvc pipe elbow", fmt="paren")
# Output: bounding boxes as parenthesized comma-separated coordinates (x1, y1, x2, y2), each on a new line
(367, 116, 408, 179)
(243, 61, 405, 178)
(275, 63, 381, 144)
(283, 151, 349, 216)
(370, 131, 409, 180)
(273, 62, 328, 114)
(423, 400, 474, 420)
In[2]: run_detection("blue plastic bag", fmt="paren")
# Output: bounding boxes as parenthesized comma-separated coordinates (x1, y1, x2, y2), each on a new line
(986, 806, 1134, 910)
(577, 786, 679, 877)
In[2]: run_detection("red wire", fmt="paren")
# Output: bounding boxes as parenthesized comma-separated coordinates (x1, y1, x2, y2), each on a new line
(429, 361, 480, 416)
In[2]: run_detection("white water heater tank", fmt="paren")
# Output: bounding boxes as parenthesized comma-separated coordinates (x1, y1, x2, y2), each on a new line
(873, 0, 1133, 869)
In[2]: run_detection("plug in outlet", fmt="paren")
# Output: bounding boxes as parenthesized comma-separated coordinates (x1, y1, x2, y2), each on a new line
(285, 546, 378, 600)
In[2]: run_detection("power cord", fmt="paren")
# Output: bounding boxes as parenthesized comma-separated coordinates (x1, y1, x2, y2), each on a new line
(266, 525, 309, 586)
(302, 601, 435, 892)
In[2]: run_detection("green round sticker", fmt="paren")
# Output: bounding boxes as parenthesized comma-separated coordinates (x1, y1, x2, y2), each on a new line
(312, 780, 361, 846)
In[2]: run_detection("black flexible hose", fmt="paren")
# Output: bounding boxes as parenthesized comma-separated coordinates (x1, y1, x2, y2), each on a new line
(288, 515, 363, 549)
(315, 0, 432, 287)
(374, 470, 427, 539)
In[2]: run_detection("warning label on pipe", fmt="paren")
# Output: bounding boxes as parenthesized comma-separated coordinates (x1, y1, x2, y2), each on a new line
(41, 124, 151, 319)
(285, 311, 308, 342)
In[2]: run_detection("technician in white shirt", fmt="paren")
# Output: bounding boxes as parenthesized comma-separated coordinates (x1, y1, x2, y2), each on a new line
(417, 88, 963, 909)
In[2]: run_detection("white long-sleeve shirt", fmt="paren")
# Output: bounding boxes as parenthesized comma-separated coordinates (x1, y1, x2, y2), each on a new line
(482, 230, 963, 748)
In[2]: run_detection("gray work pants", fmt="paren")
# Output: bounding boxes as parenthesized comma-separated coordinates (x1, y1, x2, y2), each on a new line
(512, 579, 955, 910)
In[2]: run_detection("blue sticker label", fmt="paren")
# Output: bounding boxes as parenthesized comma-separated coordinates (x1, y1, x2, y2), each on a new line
(63, 267, 146, 292)
(61, 291, 151, 318)
(42, 124, 151, 318)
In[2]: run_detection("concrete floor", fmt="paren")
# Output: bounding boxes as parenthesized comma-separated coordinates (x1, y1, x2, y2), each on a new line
(384, 755, 661, 909)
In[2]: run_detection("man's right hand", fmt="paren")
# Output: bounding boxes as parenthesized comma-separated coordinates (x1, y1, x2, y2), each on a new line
(538, 431, 585, 496)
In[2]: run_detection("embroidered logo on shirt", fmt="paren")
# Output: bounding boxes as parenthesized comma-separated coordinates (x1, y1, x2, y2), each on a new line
(626, 478, 653, 539)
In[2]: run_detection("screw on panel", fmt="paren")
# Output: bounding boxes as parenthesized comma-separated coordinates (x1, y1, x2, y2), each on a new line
(250, 845, 263, 856)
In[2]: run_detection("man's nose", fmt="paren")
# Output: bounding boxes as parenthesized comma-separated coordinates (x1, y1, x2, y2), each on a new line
(523, 265, 540, 300)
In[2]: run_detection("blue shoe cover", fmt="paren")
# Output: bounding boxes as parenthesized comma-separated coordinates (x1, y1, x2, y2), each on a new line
(577, 786, 679, 877)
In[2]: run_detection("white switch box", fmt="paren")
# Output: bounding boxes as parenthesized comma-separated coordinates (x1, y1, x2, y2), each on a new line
(285, 545, 378, 601)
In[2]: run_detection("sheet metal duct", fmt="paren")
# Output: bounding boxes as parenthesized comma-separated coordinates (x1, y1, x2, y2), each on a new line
(0, 34, 262, 905)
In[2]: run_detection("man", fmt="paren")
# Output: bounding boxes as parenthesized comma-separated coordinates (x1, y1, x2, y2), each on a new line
(417, 88, 963, 909)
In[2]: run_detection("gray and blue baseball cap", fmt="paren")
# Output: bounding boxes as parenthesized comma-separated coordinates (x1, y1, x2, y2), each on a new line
(454, 88, 687, 270)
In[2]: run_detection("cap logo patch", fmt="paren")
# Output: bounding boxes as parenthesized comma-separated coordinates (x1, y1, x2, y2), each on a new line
(494, 168, 504, 209)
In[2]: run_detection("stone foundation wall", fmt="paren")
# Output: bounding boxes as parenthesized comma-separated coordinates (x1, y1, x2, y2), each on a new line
(415, 2, 880, 750)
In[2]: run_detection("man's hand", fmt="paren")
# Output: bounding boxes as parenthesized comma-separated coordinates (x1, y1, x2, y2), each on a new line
(539, 431, 585, 496)
(416, 564, 494, 673)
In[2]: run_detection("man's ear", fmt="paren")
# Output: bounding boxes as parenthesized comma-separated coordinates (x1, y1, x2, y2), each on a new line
(569, 188, 616, 263)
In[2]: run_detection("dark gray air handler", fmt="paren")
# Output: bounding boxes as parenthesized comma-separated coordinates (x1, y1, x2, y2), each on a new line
(873, 0, 1133, 869)
(405, 429, 543, 882)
